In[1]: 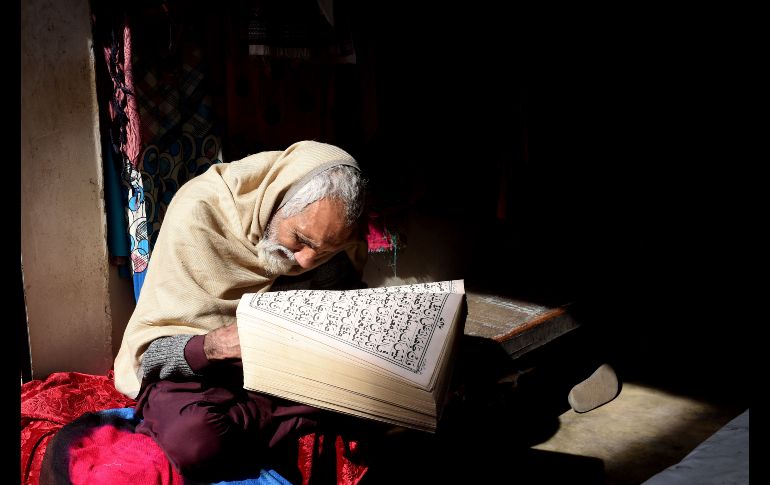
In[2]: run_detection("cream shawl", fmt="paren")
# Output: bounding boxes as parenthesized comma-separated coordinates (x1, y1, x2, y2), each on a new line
(114, 141, 368, 398)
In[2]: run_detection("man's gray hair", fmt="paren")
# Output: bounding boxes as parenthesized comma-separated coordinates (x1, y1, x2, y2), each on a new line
(278, 165, 366, 226)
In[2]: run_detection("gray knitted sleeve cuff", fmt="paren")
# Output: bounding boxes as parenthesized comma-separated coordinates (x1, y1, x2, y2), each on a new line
(140, 334, 198, 382)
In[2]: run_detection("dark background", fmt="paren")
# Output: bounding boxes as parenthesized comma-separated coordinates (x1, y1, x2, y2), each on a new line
(348, 4, 755, 402)
(89, 0, 756, 403)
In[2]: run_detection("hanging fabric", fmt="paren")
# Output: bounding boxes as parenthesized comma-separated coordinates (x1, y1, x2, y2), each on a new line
(94, 2, 224, 301)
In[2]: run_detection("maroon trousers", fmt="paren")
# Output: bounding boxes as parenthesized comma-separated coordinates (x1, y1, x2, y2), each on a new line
(134, 363, 324, 482)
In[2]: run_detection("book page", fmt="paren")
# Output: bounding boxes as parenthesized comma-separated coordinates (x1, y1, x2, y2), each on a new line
(351, 280, 465, 295)
(238, 280, 464, 389)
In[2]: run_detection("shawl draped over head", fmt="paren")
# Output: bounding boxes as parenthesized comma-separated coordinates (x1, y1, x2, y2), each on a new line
(114, 141, 368, 398)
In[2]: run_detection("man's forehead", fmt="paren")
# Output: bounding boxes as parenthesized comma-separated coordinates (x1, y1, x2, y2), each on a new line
(289, 199, 352, 245)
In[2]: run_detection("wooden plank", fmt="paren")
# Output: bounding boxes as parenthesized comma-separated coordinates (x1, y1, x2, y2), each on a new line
(463, 292, 580, 359)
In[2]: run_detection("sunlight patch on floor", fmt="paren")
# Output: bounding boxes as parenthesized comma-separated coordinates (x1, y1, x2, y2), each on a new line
(532, 382, 742, 485)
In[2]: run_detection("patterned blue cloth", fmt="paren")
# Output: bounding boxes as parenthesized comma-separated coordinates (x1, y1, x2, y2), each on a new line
(210, 470, 292, 485)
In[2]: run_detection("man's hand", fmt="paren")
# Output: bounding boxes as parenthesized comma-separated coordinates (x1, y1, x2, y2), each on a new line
(203, 323, 241, 361)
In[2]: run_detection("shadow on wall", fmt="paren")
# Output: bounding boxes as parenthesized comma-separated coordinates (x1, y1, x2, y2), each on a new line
(363, 209, 467, 289)
(360, 203, 575, 307)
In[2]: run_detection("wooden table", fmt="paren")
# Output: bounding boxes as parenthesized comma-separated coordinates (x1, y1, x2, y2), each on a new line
(463, 292, 580, 359)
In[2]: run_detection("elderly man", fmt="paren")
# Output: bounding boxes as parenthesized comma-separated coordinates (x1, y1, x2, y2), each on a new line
(113, 140, 370, 482)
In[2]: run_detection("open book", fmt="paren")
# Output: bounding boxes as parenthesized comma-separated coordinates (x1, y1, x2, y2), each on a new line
(236, 279, 466, 432)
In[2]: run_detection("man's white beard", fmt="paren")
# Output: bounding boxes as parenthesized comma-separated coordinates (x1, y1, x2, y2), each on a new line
(256, 221, 297, 276)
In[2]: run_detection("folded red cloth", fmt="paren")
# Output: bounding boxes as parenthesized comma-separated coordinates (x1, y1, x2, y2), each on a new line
(21, 371, 136, 484)
(22, 372, 369, 485)
(68, 424, 183, 484)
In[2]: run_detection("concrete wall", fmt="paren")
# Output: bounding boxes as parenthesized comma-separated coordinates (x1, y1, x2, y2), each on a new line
(20, 0, 117, 378)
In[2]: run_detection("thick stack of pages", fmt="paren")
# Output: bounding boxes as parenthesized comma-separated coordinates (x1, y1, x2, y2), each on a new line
(237, 280, 466, 432)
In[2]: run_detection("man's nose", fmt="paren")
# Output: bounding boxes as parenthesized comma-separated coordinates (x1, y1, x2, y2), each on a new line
(293, 247, 318, 269)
